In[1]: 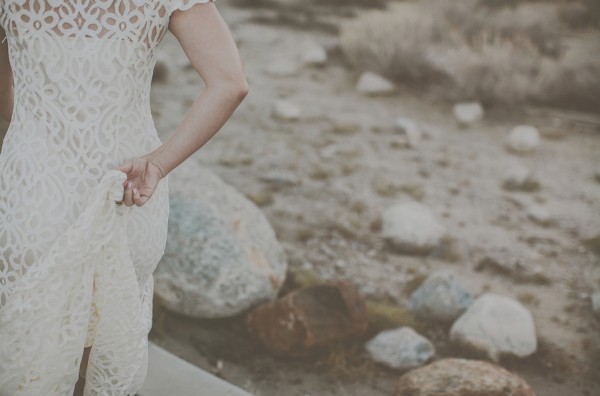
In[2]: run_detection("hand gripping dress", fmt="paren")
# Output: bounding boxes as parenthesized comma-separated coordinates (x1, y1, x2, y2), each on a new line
(0, 0, 215, 394)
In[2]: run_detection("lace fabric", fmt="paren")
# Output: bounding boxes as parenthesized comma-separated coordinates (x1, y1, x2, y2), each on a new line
(0, 0, 215, 394)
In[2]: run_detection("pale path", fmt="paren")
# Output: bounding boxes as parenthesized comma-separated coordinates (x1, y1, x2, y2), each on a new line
(138, 342, 254, 396)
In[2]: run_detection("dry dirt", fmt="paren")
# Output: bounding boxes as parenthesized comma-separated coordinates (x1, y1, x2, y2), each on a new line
(147, 1, 600, 395)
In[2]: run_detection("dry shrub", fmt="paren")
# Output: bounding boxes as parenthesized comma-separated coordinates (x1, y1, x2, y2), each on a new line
(339, 2, 451, 82)
(339, 0, 600, 110)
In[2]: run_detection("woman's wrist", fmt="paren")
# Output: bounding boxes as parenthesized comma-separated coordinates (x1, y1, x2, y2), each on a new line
(142, 155, 167, 178)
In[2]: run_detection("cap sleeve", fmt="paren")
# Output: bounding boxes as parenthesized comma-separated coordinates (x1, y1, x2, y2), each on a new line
(168, 0, 216, 15)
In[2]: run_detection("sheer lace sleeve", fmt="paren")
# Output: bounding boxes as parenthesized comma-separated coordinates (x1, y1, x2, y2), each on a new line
(168, 0, 216, 16)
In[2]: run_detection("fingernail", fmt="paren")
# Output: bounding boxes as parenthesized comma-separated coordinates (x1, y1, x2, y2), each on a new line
(127, 182, 132, 189)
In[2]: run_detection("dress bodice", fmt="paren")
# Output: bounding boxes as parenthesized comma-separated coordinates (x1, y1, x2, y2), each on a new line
(0, 1, 177, 152)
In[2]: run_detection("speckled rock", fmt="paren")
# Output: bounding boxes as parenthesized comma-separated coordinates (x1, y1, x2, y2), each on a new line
(154, 160, 288, 318)
(395, 358, 537, 396)
(409, 270, 473, 323)
(365, 327, 435, 370)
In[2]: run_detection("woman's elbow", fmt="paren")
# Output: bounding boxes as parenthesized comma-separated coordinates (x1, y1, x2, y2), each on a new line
(209, 76, 249, 101)
(228, 78, 249, 101)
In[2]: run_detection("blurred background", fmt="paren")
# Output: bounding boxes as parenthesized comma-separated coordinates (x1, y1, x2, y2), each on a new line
(4, 0, 599, 395)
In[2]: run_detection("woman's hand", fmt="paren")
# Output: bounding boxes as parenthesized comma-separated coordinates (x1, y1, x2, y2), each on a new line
(114, 156, 164, 207)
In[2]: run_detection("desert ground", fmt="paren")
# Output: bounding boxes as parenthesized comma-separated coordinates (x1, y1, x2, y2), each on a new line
(145, 1, 600, 395)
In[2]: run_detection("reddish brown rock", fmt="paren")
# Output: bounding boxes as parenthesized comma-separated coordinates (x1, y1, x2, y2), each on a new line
(245, 280, 368, 356)
(395, 358, 536, 396)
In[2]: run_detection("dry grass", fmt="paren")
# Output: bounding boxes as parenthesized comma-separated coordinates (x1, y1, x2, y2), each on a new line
(339, 0, 600, 110)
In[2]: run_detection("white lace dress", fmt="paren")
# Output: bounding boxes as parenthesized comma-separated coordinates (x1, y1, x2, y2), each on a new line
(0, 1, 215, 394)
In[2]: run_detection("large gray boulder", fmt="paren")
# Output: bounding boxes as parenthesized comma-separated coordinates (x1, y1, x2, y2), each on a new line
(154, 160, 288, 318)
(449, 293, 537, 361)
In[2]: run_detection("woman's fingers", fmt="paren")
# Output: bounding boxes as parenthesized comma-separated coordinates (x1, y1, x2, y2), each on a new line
(123, 181, 134, 206)
(116, 160, 134, 174)
(132, 187, 149, 207)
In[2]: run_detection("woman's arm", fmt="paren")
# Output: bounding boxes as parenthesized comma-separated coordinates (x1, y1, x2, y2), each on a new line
(117, 1, 249, 206)
(143, 1, 249, 176)
(0, 27, 14, 123)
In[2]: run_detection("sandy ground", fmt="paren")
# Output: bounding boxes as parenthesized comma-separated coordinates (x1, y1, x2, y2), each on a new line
(148, 1, 600, 395)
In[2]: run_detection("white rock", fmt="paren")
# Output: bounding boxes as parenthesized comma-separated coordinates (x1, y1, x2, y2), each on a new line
(356, 71, 396, 96)
(506, 125, 540, 154)
(381, 201, 445, 253)
(265, 59, 300, 77)
(449, 293, 537, 361)
(154, 160, 288, 318)
(259, 170, 301, 186)
(527, 205, 554, 226)
(302, 43, 327, 66)
(271, 99, 301, 121)
(365, 327, 435, 371)
(453, 102, 484, 125)
(409, 270, 474, 323)
(502, 164, 540, 191)
(592, 292, 600, 318)
(394, 117, 422, 148)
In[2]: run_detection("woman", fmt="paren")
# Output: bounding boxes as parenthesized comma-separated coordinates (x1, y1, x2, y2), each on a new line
(0, 0, 248, 394)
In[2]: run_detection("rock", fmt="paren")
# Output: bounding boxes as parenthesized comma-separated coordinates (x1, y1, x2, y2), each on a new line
(265, 59, 300, 77)
(329, 118, 360, 135)
(592, 292, 600, 318)
(453, 102, 484, 125)
(449, 293, 537, 361)
(259, 170, 301, 187)
(301, 43, 328, 66)
(395, 358, 537, 396)
(502, 164, 541, 192)
(246, 280, 369, 356)
(365, 327, 435, 371)
(394, 117, 422, 148)
(381, 201, 445, 254)
(474, 246, 552, 285)
(527, 205, 555, 226)
(506, 125, 540, 154)
(595, 165, 600, 183)
(356, 71, 397, 96)
(154, 161, 288, 318)
(409, 270, 474, 323)
(271, 99, 301, 121)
